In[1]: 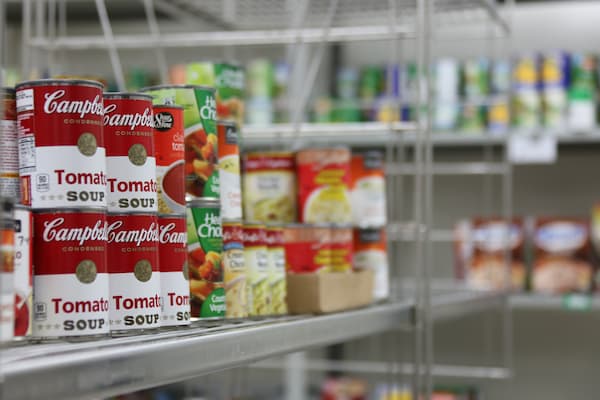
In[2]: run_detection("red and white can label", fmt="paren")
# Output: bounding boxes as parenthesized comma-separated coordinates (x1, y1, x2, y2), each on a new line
(16, 82, 107, 209)
(106, 214, 161, 331)
(33, 211, 109, 337)
(104, 97, 157, 213)
(14, 207, 33, 337)
(158, 216, 190, 326)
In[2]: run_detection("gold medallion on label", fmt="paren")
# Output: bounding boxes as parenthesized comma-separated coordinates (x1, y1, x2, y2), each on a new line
(77, 132, 98, 156)
(134, 259, 153, 282)
(76, 260, 97, 283)
(128, 143, 148, 166)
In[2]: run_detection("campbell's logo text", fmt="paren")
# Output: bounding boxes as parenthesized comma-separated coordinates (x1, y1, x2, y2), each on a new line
(43, 217, 107, 245)
(106, 220, 159, 246)
(159, 222, 187, 244)
(103, 104, 154, 130)
(44, 90, 104, 118)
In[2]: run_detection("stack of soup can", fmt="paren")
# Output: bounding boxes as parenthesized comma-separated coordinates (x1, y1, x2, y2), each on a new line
(143, 85, 228, 321)
(103, 92, 161, 335)
(17, 79, 110, 339)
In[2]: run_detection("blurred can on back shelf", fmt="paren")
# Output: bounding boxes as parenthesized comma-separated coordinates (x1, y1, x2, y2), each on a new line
(222, 220, 247, 319)
(186, 199, 225, 320)
(0, 199, 15, 342)
(103, 93, 157, 214)
(350, 151, 386, 228)
(331, 225, 353, 272)
(353, 228, 389, 301)
(158, 215, 190, 327)
(283, 224, 332, 273)
(186, 62, 245, 127)
(32, 209, 109, 339)
(243, 151, 296, 223)
(265, 226, 287, 315)
(153, 104, 185, 215)
(16, 79, 106, 209)
(1, 88, 19, 200)
(243, 224, 270, 316)
(296, 148, 352, 224)
(141, 84, 219, 200)
(106, 213, 161, 334)
(13, 205, 33, 338)
(217, 120, 242, 220)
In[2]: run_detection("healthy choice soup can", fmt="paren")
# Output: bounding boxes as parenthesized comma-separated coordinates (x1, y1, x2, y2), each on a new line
(153, 105, 185, 215)
(103, 93, 157, 214)
(141, 85, 219, 200)
(32, 209, 110, 338)
(186, 199, 225, 320)
(16, 79, 107, 210)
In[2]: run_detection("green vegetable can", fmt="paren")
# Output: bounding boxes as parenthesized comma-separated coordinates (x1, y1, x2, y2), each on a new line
(186, 199, 225, 320)
(186, 62, 245, 128)
(141, 85, 219, 200)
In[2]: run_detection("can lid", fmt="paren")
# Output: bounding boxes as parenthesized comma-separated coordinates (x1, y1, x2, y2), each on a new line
(140, 84, 216, 93)
(187, 198, 220, 208)
(244, 223, 266, 229)
(221, 218, 243, 225)
(15, 78, 104, 90)
(216, 119, 237, 127)
(103, 92, 153, 101)
(153, 103, 184, 110)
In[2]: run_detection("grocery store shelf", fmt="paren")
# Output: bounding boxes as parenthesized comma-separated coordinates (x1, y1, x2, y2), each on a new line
(253, 358, 511, 380)
(510, 293, 600, 311)
(0, 301, 412, 400)
(29, 24, 414, 50)
(387, 162, 509, 176)
(431, 290, 507, 322)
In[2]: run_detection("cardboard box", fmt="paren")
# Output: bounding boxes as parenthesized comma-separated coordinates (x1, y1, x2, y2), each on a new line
(286, 269, 374, 314)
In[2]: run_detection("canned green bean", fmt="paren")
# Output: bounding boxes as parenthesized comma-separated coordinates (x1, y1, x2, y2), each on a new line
(186, 199, 225, 320)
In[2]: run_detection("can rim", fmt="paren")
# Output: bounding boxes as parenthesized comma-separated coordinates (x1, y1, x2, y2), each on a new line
(103, 92, 153, 101)
(140, 84, 216, 93)
(216, 119, 237, 127)
(221, 218, 243, 225)
(153, 104, 184, 110)
(15, 78, 104, 90)
(243, 223, 266, 228)
(187, 198, 220, 207)
(31, 207, 108, 213)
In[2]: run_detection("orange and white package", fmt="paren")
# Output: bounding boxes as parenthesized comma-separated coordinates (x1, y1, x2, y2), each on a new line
(350, 151, 387, 227)
(353, 228, 389, 300)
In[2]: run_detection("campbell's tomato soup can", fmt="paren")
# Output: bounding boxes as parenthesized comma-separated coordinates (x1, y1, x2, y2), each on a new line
(351, 151, 386, 227)
(32, 210, 109, 338)
(353, 228, 389, 300)
(14, 205, 33, 338)
(104, 93, 157, 213)
(243, 151, 297, 223)
(296, 148, 352, 224)
(243, 224, 270, 316)
(217, 120, 242, 220)
(222, 220, 247, 319)
(186, 199, 225, 320)
(16, 80, 107, 209)
(154, 105, 185, 215)
(265, 226, 287, 315)
(1, 88, 19, 200)
(331, 226, 353, 272)
(158, 215, 190, 327)
(141, 85, 219, 199)
(106, 213, 161, 333)
(284, 224, 332, 273)
(0, 199, 15, 342)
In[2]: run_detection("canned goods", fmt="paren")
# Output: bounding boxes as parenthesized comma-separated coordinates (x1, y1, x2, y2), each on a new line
(104, 93, 157, 214)
(222, 220, 247, 318)
(265, 226, 287, 315)
(186, 199, 225, 319)
(353, 228, 389, 300)
(16, 79, 107, 209)
(186, 62, 245, 127)
(217, 120, 242, 220)
(243, 152, 296, 223)
(284, 224, 331, 273)
(106, 213, 161, 333)
(243, 224, 270, 316)
(331, 226, 353, 272)
(141, 85, 219, 200)
(14, 205, 32, 337)
(1, 88, 19, 200)
(296, 148, 352, 224)
(32, 210, 109, 338)
(350, 151, 386, 228)
(158, 215, 190, 326)
(0, 199, 15, 342)
(154, 105, 185, 215)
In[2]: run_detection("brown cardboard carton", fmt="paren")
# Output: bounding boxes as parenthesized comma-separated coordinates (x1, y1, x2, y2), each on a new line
(286, 269, 374, 314)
